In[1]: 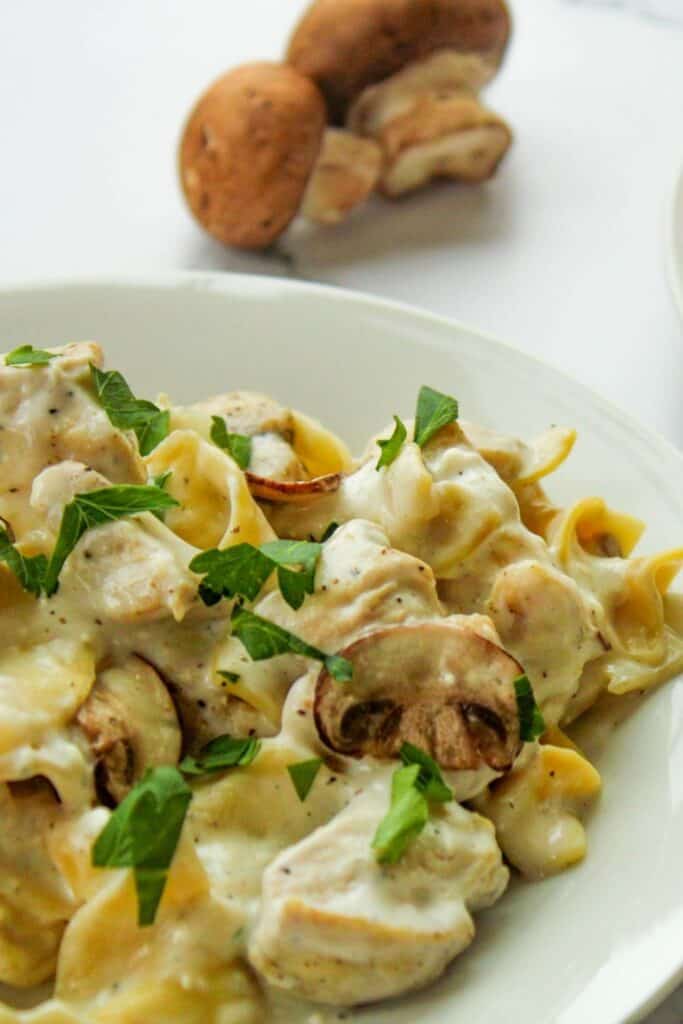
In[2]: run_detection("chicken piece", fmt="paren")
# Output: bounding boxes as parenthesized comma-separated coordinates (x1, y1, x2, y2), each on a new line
(437, 522, 549, 612)
(486, 560, 606, 724)
(0, 342, 145, 539)
(76, 656, 182, 805)
(248, 783, 508, 1005)
(253, 519, 444, 656)
(30, 462, 199, 623)
(268, 426, 520, 577)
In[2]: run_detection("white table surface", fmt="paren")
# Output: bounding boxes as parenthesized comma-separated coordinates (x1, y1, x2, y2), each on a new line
(1, 0, 683, 1020)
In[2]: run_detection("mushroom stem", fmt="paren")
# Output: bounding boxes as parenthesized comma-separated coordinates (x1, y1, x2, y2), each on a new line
(346, 50, 512, 197)
(300, 129, 382, 225)
(380, 97, 512, 197)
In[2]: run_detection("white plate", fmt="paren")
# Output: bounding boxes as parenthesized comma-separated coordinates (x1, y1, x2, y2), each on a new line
(667, 163, 683, 321)
(1, 273, 683, 1024)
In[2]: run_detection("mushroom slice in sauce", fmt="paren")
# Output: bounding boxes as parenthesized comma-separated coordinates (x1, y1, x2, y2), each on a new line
(76, 656, 181, 805)
(314, 620, 522, 770)
(246, 470, 342, 503)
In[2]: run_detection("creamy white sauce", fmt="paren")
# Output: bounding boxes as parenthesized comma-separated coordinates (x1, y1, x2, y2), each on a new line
(0, 347, 680, 1022)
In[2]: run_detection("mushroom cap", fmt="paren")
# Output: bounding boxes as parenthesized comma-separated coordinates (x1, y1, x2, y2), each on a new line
(287, 0, 512, 123)
(77, 656, 182, 805)
(179, 62, 327, 249)
(314, 620, 522, 770)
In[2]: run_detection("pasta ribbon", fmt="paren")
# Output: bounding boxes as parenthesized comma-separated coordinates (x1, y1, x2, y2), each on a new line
(290, 410, 354, 477)
(145, 430, 274, 550)
(462, 422, 576, 486)
(0, 640, 95, 757)
(552, 496, 644, 563)
(474, 743, 601, 879)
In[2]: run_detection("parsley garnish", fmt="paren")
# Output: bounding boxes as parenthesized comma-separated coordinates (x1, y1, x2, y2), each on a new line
(191, 540, 323, 612)
(231, 606, 352, 682)
(90, 364, 170, 456)
(190, 544, 274, 606)
(0, 526, 47, 597)
(5, 345, 57, 367)
(376, 415, 407, 470)
(414, 386, 459, 448)
(400, 742, 453, 803)
(152, 470, 172, 491)
(150, 470, 173, 521)
(514, 675, 545, 742)
(372, 764, 430, 865)
(43, 484, 179, 596)
(287, 758, 323, 802)
(218, 670, 240, 684)
(372, 744, 455, 864)
(91, 765, 192, 927)
(260, 540, 321, 610)
(179, 735, 260, 777)
(210, 416, 251, 470)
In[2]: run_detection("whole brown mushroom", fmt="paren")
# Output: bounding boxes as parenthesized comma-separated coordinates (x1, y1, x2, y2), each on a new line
(287, 0, 511, 123)
(287, 0, 513, 196)
(179, 62, 382, 248)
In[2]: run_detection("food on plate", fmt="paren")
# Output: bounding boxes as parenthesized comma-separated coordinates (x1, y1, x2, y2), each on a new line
(178, 0, 514, 247)
(1, 343, 682, 1021)
(178, 62, 382, 247)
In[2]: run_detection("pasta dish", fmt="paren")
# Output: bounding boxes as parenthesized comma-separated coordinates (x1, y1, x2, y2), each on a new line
(1, 342, 681, 1022)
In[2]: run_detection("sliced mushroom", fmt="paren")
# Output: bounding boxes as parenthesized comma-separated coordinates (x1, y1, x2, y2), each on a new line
(76, 656, 181, 805)
(246, 470, 342, 503)
(314, 620, 522, 770)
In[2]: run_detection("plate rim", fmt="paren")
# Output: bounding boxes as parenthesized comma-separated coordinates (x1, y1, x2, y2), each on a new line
(666, 159, 683, 323)
(0, 269, 682, 1024)
(1, 268, 683, 490)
